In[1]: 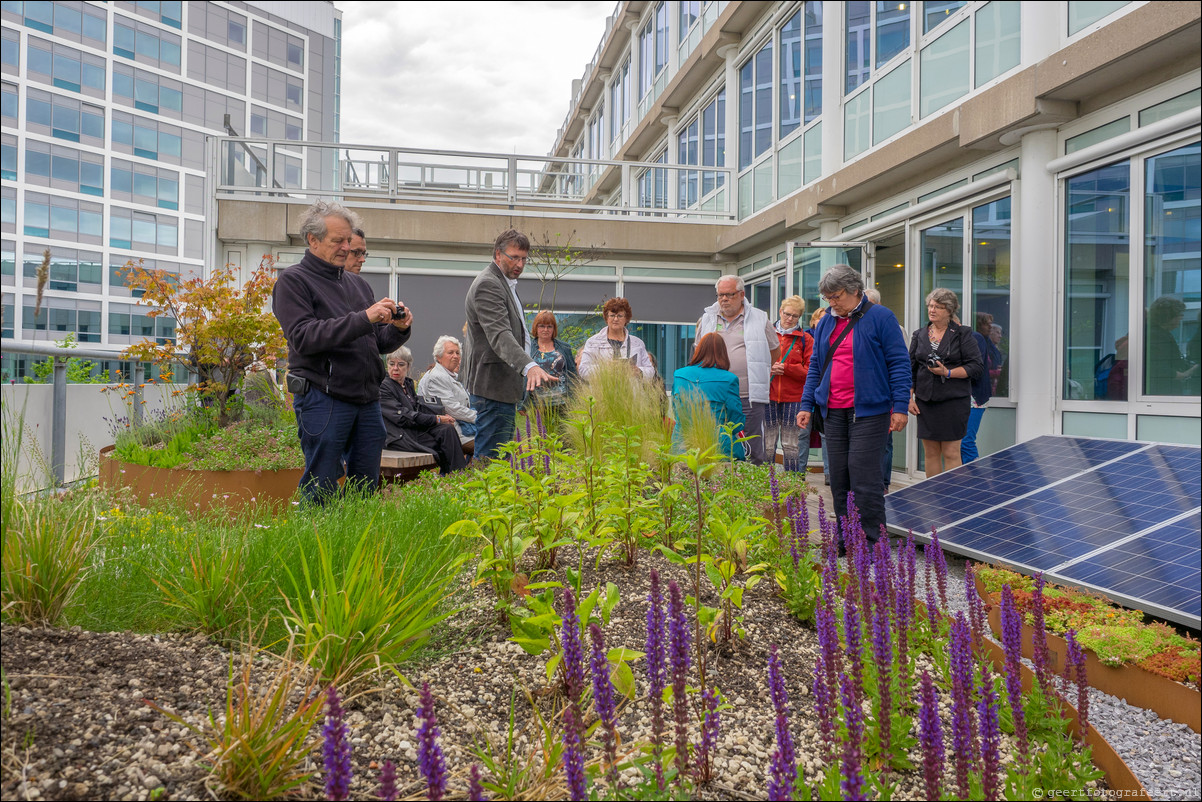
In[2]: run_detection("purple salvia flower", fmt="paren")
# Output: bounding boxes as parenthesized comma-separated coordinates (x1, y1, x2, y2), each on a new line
(843, 593, 864, 710)
(948, 614, 975, 799)
(645, 568, 666, 790)
(1065, 629, 1090, 742)
(894, 538, 912, 694)
(589, 623, 619, 784)
(966, 563, 987, 654)
(930, 528, 948, 609)
(697, 686, 720, 785)
(467, 763, 487, 802)
(816, 602, 842, 699)
(812, 654, 836, 761)
(785, 495, 802, 568)
(918, 671, 944, 802)
(378, 760, 398, 802)
(817, 494, 833, 560)
(416, 682, 447, 802)
(999, 585, 1030, 760)
(561, 706, 588, 801)
(870, 588, 893, 765)
(559, 587, 586, 728)
(535, 404, 547, 438)
(524, 413, 533, 470)
(667, 580, 691, 783)
(322, 686, 352, 802)
(766, 645, 797, 801)
(873, 538, 896, 629)
(1031, 573, 1053, 699)
(926, 585, 940, 636)
(977, 660, 1002, 801)
(839, 671, 866, 802)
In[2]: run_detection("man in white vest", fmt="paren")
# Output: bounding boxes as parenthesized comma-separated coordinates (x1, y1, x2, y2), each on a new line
(696, 275, 781, 464)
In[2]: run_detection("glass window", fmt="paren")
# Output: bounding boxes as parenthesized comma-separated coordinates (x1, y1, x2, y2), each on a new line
(972, 197, 1012, 398)
(803, 2, 823, 123)
(1, 82, 16, 124)
(844, 88, 871, 161)
(1068, 1, 1131, 36)
(873, 60, 911, 145)
(804, 122, 822, 184)
(1066, 118, 1131, 154)
(975, 1, 1021, 87)
(1140, 89, 1201, 127)
(738, 42, 773, 170)
(919, 18, 969, 118)
(779, 11, 802, 140)
(846, 1, 871, 93)
(924, 1, 967, 33)
(876, 1, 910, 67)
(680, 1, 700, 38)
(1064, 161, 1129, 400)
(920, 216, 964, 313)
(1143, 142, 1200, 398)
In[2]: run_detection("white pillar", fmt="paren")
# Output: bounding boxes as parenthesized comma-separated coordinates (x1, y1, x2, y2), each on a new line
(820, 1, 844, 176)
(1013, 128, 1059, 442)
(1020, 2, 1060, 65)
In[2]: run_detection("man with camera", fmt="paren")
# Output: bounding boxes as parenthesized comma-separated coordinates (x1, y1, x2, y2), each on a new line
(272, 201, 412, 504)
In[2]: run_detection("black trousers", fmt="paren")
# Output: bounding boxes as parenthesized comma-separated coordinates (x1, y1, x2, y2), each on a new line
(824, 408, 890, 543)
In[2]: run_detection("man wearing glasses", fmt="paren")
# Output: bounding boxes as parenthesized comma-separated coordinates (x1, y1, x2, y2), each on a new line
(462, 229, 557, 460)
(345, 228, 368, 275)
(696, 275, 781, 464)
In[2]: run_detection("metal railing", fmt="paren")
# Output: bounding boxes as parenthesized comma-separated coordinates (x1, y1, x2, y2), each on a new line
(3, 342, 189, 486)
(213, 137, 738, 222)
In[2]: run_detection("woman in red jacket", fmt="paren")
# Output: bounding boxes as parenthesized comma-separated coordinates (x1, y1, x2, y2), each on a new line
(764, 295, 814, 472)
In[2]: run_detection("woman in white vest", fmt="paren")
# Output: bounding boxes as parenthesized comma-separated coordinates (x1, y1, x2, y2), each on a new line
(695, 275, 780, 465)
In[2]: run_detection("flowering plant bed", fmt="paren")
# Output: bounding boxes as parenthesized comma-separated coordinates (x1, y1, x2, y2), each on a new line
(976, 567, 1200, 734)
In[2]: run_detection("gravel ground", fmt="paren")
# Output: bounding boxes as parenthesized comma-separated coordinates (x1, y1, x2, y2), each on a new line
(2, 474, 1197, 801)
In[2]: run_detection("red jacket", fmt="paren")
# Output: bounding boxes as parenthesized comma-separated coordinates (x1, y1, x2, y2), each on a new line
(769, 327, 813, 402)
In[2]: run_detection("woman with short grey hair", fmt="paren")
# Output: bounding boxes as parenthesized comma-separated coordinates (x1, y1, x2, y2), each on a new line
(797, 264, 911, 548)
(908, 289, 982, 478)
(418, 334, 477, 442)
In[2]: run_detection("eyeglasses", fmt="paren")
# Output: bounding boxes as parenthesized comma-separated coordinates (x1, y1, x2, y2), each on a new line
(822, 290, 846, 304)
(502, 252, 529, 264)
(780, 310, 801, 318)
(348, 249, 368, 259)
(605, 311, 627, 319)
(716, 291, 742, 299)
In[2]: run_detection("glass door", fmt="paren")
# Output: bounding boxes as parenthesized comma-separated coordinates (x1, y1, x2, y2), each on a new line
(788, 241, 873, 318)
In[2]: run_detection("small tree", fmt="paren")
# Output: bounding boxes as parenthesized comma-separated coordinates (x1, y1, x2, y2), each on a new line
(120, 256, 286, 426)
(527, 231, 607, 312)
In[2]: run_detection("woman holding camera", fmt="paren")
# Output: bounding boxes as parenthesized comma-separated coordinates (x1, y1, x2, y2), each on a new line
(908, 289, 982, 477)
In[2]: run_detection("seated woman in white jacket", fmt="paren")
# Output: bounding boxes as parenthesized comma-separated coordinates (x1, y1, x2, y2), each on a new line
(577, 297, 657, 380)
(417, 335, 477, 441)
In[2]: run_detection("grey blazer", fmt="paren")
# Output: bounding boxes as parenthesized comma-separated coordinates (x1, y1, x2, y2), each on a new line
(463, 262, 530, 405)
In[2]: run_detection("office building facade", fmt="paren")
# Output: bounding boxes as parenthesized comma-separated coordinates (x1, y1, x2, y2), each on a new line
(1, 0, 340, 379)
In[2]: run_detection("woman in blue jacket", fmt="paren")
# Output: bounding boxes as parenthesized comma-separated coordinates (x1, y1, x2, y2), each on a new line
(796, 265, 911, 544)
(673, 332, 745, 459)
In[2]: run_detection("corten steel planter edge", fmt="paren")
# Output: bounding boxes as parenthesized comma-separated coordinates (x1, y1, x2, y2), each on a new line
(99, 445, 301, 514)
(916, 597, 1149, 799)
(977, 574, 1201, 735)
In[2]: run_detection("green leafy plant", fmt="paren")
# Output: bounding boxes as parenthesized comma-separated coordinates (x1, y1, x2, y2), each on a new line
(149, 639, 324, 800)
(1, 490, 99, 626)
(282, 523, 464, 685)
(23, 333, 108, 384)
(149, 530, 250, 639)
(120, 256, 286, 426)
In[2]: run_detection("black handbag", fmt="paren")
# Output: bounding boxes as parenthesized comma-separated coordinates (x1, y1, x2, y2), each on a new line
(810, 301, 872, 434)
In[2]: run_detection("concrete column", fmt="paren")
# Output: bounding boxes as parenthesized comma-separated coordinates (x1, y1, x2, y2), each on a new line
(1021, 2, 1060, 65)
(1014, 128, 1059, 442)
(820, 2, 844, 176)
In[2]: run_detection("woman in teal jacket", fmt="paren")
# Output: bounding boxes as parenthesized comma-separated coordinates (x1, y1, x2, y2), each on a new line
(672, 332, 746, 459)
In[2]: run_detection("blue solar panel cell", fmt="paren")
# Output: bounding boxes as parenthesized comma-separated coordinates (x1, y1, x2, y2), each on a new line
(884, 435, 1201, 627)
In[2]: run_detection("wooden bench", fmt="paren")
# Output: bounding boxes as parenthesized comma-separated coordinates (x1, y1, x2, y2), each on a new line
(380, 449, 437, 483)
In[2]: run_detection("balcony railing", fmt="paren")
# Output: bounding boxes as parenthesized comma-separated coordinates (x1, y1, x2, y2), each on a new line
(213, 137, 737, 222)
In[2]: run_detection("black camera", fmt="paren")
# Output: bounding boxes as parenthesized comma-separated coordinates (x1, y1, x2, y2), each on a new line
(926, 352, 944, 369)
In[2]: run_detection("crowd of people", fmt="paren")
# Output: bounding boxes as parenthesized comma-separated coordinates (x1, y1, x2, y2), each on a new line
(269, 201, 1018, 541)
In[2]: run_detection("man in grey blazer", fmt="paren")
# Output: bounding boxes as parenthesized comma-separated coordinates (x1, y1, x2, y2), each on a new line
(463, 229, 556, 460)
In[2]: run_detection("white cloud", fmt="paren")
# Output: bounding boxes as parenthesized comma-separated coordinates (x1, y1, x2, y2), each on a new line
(337, 1, 613, 155)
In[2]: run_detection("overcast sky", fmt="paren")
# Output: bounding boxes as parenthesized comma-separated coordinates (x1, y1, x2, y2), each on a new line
(336, 1, 614, 156)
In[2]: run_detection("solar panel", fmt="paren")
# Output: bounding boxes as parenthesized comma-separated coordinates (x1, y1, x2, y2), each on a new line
(884, 435, 1201, 628)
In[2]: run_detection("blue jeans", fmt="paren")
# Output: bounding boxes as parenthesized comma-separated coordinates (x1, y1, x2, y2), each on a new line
(961, 406, 986, 463)
(882, 432, 894, 488)
(470, 394, 516, 462)
(765, 400, 808, 471)
(824, 409, 891, 544)
(294, 387, 385, 505)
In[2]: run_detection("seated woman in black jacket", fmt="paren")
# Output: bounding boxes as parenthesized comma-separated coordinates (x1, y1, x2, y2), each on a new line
(379, 347, 467, 475)
(907, 289, 983, 478)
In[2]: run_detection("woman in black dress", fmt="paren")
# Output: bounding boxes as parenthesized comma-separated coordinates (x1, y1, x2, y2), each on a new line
(379, 347, 467, 475)
(908, 289, 982, 478)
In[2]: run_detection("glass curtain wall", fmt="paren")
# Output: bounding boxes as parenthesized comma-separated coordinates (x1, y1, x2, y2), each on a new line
(972, 197, 1013, 397)
(1143, 142, 1201, 398)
